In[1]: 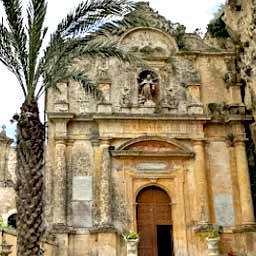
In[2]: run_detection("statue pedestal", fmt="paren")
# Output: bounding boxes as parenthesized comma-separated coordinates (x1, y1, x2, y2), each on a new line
(97, 103, 112, 114)
(188, 103, 204, 115)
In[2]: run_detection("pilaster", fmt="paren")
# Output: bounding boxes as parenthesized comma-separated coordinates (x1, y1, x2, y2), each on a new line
(234, 138, 255, 225)
(193, 139, 210, 224)
(98, 138, 112, 227)
(52, 117, 71, 226)
(53, 139, 67, 225)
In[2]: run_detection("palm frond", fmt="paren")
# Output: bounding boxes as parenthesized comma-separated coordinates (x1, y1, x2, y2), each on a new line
(56, 0, 135, 38)
(36, 68, 104, 102)
(27, 0, 47, 99)
(65, 37, 140, 63)
(35, 33, 141, 99)
(2, 0, 28, 85)
(0, 20, 26, 95)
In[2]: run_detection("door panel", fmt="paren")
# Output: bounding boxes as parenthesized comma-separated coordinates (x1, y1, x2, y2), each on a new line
(136, 186, 174, 256)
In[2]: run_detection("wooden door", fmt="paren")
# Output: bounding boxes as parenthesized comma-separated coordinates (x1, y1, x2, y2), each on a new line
(136, 186, 173, 256)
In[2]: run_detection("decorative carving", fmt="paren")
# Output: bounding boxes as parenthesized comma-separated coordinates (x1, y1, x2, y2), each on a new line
(97, 59, 110, 83)
(185, 59, 201, 83)
(120, 86, 132, 106)
(165, 83, 187, 109)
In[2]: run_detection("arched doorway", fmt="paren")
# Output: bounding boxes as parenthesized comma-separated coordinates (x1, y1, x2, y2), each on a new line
(7, 213, 17, 229)
(136, 186, 174, 256)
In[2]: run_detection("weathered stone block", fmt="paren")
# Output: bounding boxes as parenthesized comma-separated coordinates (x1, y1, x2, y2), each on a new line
(72, 176, 93, 201)
(72, 201, 93, 227)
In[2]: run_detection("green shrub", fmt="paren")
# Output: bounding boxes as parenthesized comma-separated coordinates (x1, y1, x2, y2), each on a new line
(207, 16, 230, 38)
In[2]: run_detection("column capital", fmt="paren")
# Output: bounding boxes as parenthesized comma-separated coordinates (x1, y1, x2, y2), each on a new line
(234, 137, 247, 146)
(99, 137, 111, 147)
(91, 139, 100, 147)
(192, 139, 206, 146)
(55, 137, 67, 145)
(66, 139, 75, 147)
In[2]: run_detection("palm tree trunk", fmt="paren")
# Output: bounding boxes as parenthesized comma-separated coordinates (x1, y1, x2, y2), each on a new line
(15, 99, 44, 256)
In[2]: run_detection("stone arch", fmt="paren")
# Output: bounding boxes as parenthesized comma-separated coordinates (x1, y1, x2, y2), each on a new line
(134, 183, 171, 201)
(119, 27, 178, 55)
(119, 27, 178, 51)
(2, 208, 16, 224)
(116, 136, 193, 153)
(7, 213, 17, 229)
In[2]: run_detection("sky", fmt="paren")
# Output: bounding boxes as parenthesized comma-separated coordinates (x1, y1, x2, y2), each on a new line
(0, 0, 225, 138)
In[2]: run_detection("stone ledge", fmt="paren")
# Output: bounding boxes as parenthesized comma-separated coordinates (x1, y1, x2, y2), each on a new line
(232, 224, 256, 233)
(89, 225, 117, 234)
(111, 150, 194, 158)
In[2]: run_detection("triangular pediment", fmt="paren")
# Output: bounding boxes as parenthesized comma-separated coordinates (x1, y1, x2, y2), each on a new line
(111, 136, 194, 158)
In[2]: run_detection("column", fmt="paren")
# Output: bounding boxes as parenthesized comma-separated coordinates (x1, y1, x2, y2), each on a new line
(234, 139, 255, 224)
(53, 139, 67, 225)
(98, 138, 112, 227)
(193, 140, 210, 223)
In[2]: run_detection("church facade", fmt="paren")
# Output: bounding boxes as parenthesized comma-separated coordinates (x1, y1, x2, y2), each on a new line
(0, 2, 256, 256)
(44, 3, 256, 255)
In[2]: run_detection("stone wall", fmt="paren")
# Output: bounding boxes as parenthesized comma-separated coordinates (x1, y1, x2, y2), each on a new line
(0, 126, 16, 224)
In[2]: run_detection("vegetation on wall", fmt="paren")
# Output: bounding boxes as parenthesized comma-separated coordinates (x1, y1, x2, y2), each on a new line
(207, 16, 230, 38)
(207, 4, 230, 38)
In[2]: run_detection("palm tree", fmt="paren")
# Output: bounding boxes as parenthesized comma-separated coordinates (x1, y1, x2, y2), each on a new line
(0, 0, 136, 255)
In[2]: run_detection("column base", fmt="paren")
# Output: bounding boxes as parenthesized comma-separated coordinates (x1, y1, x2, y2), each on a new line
(52, 223, 69, 233)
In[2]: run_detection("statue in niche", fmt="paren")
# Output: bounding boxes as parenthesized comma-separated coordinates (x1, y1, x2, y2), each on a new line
(140, 74, 155, 101)
(138, 70, 159, 106)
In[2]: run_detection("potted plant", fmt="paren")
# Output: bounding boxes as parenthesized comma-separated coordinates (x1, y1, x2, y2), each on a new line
(195, 225, 222, 256)
(123, 231, 139, 256)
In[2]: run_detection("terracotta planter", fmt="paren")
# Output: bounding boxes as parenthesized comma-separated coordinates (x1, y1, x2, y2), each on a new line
(126, 239, 139, 256)
(206, 237, 220, 256)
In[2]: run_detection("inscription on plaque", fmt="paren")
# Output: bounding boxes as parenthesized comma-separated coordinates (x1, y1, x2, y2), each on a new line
(136, 162, 167, 170)
(73, 176, 92, 201)
(72, 201, 92, 227)
(214, 194, 234, 226)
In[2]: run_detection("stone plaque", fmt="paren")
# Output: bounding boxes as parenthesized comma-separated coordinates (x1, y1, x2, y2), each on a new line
(73, 176, 92, 201)
(214, 194, 235, 226)
(136, 162, 167, 170)
(72, 201, 92, 227)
